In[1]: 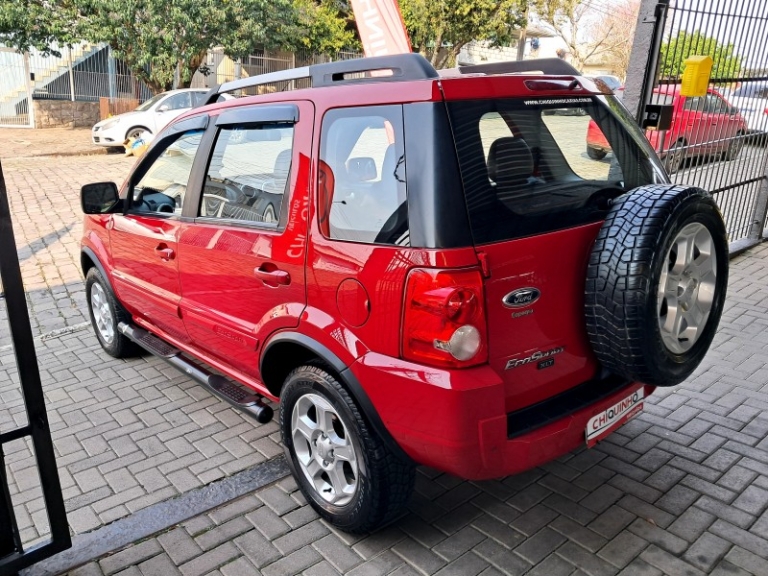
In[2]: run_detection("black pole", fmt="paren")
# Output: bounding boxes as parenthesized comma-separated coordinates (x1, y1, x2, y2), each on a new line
(0, 159, 71, 574)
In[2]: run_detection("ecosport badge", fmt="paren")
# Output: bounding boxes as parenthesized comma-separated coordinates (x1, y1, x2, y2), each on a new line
(502, 287, 541, 308)
(505, 347, 565, 370)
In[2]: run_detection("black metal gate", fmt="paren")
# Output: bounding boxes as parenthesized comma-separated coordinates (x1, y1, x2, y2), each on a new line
(0, 161, 70, 575)
(626, 0, 768, 250)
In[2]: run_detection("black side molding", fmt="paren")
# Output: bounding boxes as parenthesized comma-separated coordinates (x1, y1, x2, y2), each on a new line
(262, 332, 413, 464)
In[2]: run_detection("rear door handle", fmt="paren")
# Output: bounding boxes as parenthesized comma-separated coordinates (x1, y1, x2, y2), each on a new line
(254, 265, 290, 287)
(155, 244, 175, 261)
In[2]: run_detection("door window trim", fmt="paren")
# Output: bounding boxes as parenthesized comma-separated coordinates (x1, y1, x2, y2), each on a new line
(124, 119, 213, 219)
(189, 107, 299, 232)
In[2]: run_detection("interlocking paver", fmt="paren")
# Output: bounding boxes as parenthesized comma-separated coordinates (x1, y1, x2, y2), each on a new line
(5, 142, 768, 575)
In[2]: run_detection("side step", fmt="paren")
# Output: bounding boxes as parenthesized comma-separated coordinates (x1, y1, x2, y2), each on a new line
(118, 323, 274, 424)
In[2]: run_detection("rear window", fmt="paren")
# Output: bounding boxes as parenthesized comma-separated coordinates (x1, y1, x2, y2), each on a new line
(446, 97, 658, 244)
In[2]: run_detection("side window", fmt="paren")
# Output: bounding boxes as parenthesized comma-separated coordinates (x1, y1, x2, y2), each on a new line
(162, 92, 191, 111)
(319, 105, 408, 245)
(191, 92, 207, 107)
(684, 97, 704, 112)
(132, 130, 204, 215)
(200, 123, 293, 225)
(705, 94, 727, 114)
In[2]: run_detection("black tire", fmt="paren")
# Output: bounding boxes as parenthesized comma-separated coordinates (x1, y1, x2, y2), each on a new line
(280, 365, 414, 533)
(587, 146, 607, 160)
(262, 203, 277, 224)
(724, 130, 745, 161)
(85, 267, 140, 358)
(125, 126, 151, 141)
(664, 141, 685, 174)
(585, 184, 728, 387)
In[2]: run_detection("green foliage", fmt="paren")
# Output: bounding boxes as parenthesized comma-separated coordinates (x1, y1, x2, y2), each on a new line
(661, 31, 742, 80)
(0, 0, 80, 56)
(0, 0, 355, 93)
(399, 0, 527, 68)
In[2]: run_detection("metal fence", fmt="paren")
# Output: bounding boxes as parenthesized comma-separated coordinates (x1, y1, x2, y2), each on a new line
(190, 47, 362, 90)
(626, 0, 768, 250)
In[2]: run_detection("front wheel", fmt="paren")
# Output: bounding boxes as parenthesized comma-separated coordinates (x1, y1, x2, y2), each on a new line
(587, 146, 607, 160)
(280, 365, 414, 533)
(85, 268, 139, 358)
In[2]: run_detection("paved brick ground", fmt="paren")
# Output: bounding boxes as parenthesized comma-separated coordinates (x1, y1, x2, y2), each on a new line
(3, 135, 768, 575)
(57, 242, 768, 576)
(0, 152, 133, 345)
(3, 127, 108, 158)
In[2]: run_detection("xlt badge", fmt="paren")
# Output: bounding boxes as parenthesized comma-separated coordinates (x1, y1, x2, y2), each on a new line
(505, 347, 565, 370)
(503, 287, 541, 308)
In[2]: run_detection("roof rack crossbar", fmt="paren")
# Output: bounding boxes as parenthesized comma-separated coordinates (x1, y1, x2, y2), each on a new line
(203, 54, 439, 105)
(458, 58, 581, 77)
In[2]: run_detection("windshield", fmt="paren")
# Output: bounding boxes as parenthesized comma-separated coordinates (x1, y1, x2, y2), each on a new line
(135, 93, 167, 112)
(446, 95, 665, 244)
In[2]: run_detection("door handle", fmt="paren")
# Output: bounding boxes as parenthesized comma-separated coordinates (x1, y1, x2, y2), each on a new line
(254, 264, 290, 287)
(155, 244, 175, 261)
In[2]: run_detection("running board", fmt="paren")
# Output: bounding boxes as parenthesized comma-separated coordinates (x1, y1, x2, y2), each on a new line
(118, 323, 274, 424)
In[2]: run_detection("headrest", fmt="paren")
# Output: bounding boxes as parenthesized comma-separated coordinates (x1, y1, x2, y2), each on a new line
(381, 144, 396, 181)
(487, 137, 533, 187)
(274, 149, 292, 179)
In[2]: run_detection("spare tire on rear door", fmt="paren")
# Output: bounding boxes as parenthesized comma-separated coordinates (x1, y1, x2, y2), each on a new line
(585, 184, 728, 387)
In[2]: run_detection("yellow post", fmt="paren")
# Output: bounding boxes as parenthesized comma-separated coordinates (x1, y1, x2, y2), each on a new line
(680, 55, 714, 97)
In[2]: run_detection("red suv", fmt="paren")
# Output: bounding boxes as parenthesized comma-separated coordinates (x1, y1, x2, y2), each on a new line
(587, 86, 747, 172)
(80, 55, 728, 532)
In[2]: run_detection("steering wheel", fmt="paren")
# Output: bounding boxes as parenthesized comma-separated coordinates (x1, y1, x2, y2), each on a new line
(201, 194, 231, 218)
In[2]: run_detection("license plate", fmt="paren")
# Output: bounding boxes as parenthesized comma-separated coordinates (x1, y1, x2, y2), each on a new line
(586, 388, 644, 447)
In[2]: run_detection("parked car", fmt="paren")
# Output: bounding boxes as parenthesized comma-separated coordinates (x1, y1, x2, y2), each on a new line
(587, 86, 748, 172)
(91, 88, 229, 147)
(722, 81, 768, 133)
(80, 54, 728, 532)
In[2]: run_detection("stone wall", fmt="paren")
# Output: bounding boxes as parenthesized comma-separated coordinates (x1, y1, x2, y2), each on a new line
(32, 99, 100, 128)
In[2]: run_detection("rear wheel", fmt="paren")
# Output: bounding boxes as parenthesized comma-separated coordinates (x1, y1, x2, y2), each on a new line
(280, 365, 414, 533)
(664, 142, 685, 174)
(585, 184, 728, 387)
(587, 146, 607, 160)
(724, 130, 745, 160)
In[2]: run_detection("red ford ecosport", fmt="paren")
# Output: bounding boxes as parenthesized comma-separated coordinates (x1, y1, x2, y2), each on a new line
(80, 54, 728, 532)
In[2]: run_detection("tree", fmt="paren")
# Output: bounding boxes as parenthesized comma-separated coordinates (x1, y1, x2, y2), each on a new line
(533, 0, 631, 72)
(398, 0, 527, 69)
(588, 0, 639, 81)
(0, 0, 355, 93)
(660, 30, 742, 80)
(0, 0, 81, 56)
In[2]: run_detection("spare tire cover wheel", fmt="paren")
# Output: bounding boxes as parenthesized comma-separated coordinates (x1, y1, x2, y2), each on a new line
(585, 184, 729, 387)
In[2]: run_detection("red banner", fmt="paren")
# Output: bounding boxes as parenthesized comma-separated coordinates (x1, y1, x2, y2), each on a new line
(350, 0, 412, 57)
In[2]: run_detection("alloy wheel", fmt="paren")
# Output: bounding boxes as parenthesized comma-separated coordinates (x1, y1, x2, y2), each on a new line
(657, 222, 717, 354)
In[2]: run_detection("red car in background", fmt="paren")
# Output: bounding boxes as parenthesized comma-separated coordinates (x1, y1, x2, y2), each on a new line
(587, 86, 748, 172)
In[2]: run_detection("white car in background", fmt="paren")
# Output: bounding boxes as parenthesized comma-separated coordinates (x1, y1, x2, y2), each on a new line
(723, 82, 768, 133)
(91, 88, 217, 147)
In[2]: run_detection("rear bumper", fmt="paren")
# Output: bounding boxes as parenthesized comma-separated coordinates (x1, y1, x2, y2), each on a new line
(351, 352, 651, 480)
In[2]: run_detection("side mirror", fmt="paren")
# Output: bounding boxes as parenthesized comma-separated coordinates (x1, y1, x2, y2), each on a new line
(81, 182, 121, 214)
(157, 104, 170, 113)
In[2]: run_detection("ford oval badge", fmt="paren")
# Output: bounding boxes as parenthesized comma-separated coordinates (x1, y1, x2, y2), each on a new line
(502, 287, 541, 308)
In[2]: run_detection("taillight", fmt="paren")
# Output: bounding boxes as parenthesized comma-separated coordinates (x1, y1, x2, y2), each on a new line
(402, 268, 487, 368)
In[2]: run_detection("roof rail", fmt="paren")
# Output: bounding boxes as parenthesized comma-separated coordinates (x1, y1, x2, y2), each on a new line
(202, 53, 439, 105)
(457, 58, 581, 77)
